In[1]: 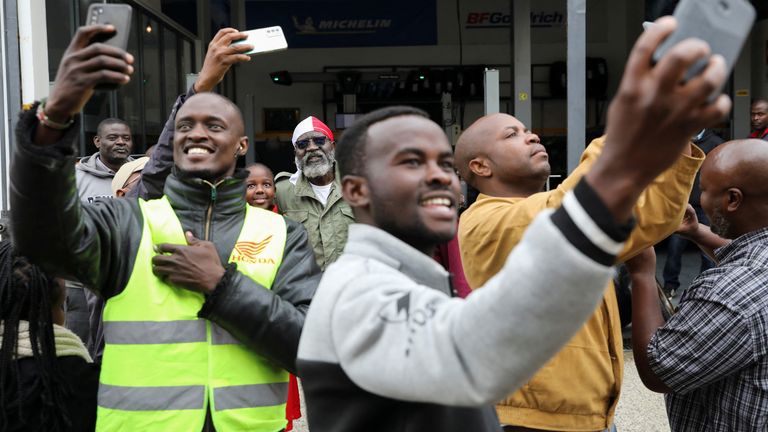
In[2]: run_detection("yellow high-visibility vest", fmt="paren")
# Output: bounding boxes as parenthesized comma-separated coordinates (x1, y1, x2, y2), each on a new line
(97, 196, 288, 432)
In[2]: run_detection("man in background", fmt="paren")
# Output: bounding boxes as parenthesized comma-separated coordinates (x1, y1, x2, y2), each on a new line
(275, 117, 354, 269)
(749, 99, 768, 140)
(76, 118, 134, 203)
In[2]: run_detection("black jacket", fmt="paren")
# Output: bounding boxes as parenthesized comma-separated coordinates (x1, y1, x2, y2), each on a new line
(10, 106, 321, 374)
(4, 356, 99, 432)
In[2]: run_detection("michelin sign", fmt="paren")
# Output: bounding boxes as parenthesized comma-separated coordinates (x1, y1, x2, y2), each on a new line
(245, 0, 437, 47)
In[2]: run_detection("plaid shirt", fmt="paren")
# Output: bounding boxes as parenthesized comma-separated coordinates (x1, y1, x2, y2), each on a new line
(648, 227, 768, 431)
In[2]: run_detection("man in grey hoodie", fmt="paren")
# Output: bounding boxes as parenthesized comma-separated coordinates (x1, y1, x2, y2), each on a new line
(297, 16, 731, 431)
(75, 118, 134, 203)
(69, 118, 133, 355)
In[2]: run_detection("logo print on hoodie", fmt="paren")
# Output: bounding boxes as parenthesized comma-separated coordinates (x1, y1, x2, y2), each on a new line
(378, 293, 438, 356)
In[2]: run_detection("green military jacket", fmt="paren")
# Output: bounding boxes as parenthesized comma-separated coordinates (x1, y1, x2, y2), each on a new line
(275, 167, 354, 269)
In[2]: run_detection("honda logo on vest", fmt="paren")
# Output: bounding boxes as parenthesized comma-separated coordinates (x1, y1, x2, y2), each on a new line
(232, 237, 277, 264)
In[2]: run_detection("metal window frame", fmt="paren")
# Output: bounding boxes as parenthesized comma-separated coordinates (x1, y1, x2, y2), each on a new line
(1, 0, 22, 222)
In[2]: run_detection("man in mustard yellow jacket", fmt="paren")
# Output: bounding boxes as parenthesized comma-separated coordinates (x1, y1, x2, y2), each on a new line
(456, 115, 704, 431)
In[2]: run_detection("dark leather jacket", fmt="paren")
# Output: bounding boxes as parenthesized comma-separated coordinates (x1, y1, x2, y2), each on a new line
(10, 106, 320, 374)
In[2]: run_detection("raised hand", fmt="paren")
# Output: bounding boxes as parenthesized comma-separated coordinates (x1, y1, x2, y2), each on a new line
(675, 204, 699, 237)
(586, 16, 731, 222)
(152, 231, 226, 294)
(194, 28, 254, 93)
(45, 25, 134, 123)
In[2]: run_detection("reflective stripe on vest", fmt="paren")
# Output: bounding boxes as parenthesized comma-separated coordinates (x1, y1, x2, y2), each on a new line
(97, 196, 288, 432)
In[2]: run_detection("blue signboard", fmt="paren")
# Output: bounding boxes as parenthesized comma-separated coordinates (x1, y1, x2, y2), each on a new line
(244, 0, 437, 48)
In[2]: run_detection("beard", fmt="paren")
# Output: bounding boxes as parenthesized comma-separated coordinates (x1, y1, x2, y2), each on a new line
(299, 148, 335, 179)
(709, 207, 732, 239)
(368, 186, 456, 253)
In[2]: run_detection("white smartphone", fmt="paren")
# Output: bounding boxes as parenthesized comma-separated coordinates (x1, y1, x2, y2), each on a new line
(652, 0, 755, 83)
(231, 26, 288, 55)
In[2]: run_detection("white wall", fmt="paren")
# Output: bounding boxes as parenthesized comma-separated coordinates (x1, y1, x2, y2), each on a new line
(233, 0, 643, 136)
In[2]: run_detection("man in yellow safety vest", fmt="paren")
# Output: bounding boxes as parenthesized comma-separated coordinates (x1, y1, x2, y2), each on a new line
(10, 24, 320, 432)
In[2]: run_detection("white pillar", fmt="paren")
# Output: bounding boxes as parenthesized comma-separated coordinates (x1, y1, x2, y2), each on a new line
(512, 0, 531, 126)
(484, 68, 500, 115)
(732, 35, 751, 140)
(567, 0, 586, 173)
(18, 0, 49, 105)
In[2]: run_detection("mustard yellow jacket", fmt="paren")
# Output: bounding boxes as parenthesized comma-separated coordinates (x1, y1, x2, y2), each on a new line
(458, 136, 704, 431)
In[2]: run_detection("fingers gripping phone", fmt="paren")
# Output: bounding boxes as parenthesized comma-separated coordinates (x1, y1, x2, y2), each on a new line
(86, 3, 133, 90)
(87, 3, 132, 49)
(230, 26, 288, 55)
(652, 0, 755, 86)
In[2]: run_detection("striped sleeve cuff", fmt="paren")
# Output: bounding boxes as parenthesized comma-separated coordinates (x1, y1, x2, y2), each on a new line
(550, 179, 635, 266)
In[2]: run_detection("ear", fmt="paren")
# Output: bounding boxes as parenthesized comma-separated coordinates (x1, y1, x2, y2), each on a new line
(341, 174, 370, 208)
(468, 157, 492, 178)
(93, 135, 101, 148)
(237, 136, 249, 156)
(725, 188, 743, 213)
(115, 188, 126, 197)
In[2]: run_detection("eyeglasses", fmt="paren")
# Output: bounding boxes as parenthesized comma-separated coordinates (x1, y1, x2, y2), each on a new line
(295, 136, 329, 150)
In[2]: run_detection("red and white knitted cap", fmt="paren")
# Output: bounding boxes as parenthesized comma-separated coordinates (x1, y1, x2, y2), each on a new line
(291, 116, 334, 147)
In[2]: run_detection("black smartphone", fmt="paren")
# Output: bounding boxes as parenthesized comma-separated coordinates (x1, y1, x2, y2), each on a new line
(86, 3, 133, 90)
(651, 0, 755, 95)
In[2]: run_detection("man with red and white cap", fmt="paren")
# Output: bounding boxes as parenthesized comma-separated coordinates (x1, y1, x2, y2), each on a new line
(275, 116, 355, 269)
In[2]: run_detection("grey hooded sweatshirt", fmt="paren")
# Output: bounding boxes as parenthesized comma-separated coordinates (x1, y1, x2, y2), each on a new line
(75, 153, 133, 203)
(298, 179, 632, 432)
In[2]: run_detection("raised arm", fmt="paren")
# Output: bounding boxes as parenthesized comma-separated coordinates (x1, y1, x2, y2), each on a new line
(130, 28, 252, 199)
(10, 25, 143, 295)
(675, 203, 729, 261)
(312, 16, 731, 405)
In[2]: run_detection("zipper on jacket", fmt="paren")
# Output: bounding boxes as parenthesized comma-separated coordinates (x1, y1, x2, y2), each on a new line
(202, 179, 225, 241)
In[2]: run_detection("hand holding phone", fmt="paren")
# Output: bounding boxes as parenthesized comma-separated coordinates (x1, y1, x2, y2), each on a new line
(87, 3, 133, 90)
(43, 25, 133, 129)
(230, 26, 288, 56)
(86, 3, 132, 49)
(651, 0, 755, 86)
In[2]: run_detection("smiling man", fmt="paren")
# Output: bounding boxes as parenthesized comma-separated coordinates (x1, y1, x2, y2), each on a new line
(10, 25, 320, 432)
(76, 118, 134, 203)
(297, 15, 731, 431)
(275, 116, 355, 269)
(69, 119, 135, 360)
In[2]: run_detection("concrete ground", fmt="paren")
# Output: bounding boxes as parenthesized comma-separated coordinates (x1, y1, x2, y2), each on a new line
(614, 351, 670, 431)
(292, 245, 705, 431)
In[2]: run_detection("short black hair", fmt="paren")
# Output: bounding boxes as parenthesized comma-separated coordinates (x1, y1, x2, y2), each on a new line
(96, 118, 131, 136)
(337, 106, 429, 177)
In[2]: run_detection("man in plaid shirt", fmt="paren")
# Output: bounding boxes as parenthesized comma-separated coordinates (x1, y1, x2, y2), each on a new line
(631, 138, 768, 430)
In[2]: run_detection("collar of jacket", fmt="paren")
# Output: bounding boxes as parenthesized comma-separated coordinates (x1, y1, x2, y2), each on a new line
(163, 168, 248, 215)
(344, 223, 452, 295)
